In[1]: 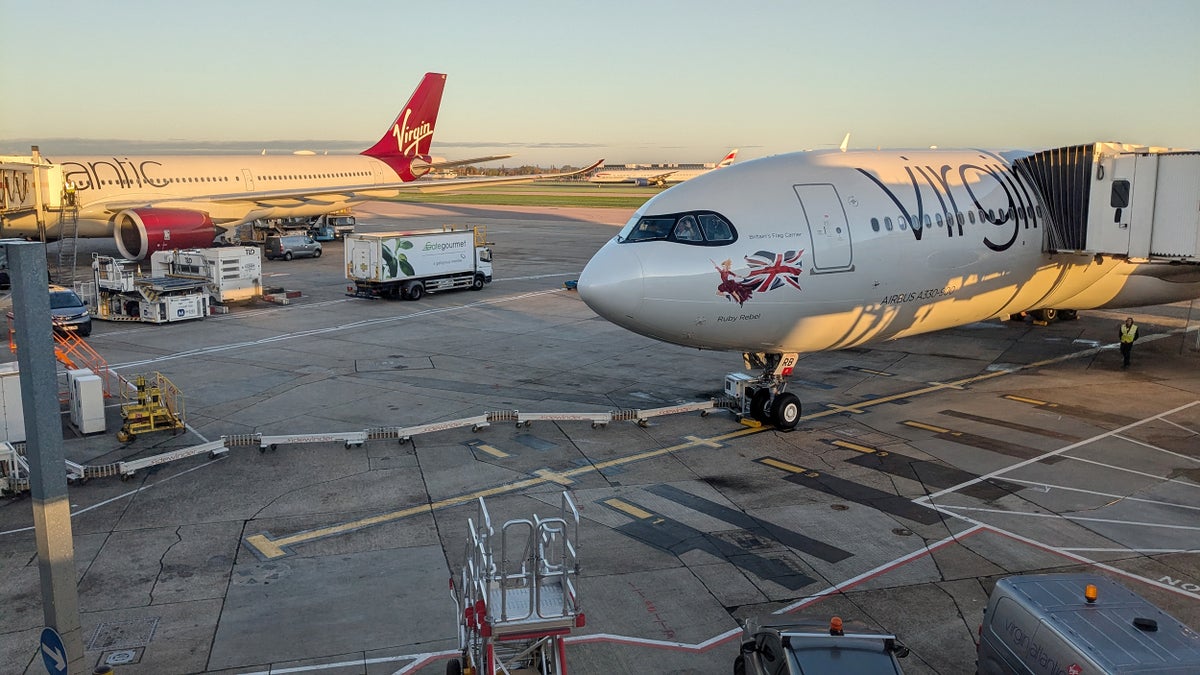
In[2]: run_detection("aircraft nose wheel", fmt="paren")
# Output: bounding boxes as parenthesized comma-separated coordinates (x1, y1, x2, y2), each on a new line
(771, 393, 801, 430)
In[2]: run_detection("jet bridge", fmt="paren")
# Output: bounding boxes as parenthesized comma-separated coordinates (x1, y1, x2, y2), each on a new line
(1014, 142, 1200, 262)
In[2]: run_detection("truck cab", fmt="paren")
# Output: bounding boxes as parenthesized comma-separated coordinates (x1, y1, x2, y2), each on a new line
(309, 214, 356, 241)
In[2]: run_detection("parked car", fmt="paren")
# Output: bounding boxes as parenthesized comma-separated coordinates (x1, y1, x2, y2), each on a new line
(735, 616, 908, 675)
(264, 234, 322, 261)
(49, 285, 92, 337)
(7, 285, 93, 337)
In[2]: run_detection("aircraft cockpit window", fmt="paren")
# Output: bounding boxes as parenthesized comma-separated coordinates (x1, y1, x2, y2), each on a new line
(625, 217, 676, 241)
(619, 211, 737, 245)
(673, 216, 703, 242)
(697, 214, 733, 242)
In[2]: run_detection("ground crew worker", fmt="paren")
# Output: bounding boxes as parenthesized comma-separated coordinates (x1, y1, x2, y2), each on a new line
(1119, 317, 1139, 368)
(64, 179, 77, 206)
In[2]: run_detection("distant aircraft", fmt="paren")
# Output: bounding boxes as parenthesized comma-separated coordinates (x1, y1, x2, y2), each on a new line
(0, 73, 600, 260)
(587, 149, 737, 187)
(578, 143, 1200, 429)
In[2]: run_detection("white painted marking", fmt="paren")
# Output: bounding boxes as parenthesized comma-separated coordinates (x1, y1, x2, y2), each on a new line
(108, 289, 565, 370)
(1002, 478, 1200, 512)
(1113, 433, 1200, 464)
(929, 509, 1200, 601)
(0, 458, 225, 537)
(777, 525, 986, 613)
(916, 400, 1200, 503)
(1062, 454, 1200, 489)
(934, 504, 1200, 531)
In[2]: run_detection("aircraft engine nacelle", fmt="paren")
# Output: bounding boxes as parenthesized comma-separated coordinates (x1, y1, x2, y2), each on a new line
(113, 208, 217, 260)
(634, 178, 651, 187)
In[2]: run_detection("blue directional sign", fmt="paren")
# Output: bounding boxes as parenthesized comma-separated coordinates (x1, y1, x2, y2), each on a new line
(39, 627, 67, 675)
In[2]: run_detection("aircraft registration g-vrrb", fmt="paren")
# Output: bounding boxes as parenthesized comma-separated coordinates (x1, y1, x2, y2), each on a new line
(0, 73, 600, 260)
(578, 143, 1200, 429)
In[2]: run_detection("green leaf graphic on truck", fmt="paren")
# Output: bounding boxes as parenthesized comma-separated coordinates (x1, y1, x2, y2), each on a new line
(381, 238, 415, 277)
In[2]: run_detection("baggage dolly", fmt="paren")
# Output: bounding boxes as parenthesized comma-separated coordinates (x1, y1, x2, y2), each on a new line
(449, 492, 583, 674)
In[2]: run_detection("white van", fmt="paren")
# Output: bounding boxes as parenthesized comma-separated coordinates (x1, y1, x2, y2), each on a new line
(977, 573, 1200, 674)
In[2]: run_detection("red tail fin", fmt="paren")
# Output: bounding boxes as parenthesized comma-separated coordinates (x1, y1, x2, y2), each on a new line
(361, 72, 447, 180)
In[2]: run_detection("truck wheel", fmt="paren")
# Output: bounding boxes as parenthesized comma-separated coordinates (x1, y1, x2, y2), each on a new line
(283, 252, 293, 261)
(471, 275, 485, 290)
(407, 283, 423, 301)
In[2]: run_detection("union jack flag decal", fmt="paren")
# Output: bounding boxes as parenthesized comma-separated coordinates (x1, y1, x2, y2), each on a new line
(744, 249, 804, 292)
(713, 249, 804, 306)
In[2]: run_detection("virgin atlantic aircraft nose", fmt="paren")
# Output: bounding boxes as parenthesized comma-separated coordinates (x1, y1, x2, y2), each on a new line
(577, 239, 645, 331)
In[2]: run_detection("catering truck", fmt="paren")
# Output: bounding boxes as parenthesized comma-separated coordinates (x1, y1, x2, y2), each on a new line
(345, 227, 492, 300)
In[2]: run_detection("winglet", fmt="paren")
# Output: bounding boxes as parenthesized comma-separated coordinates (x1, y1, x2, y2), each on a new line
(839, 133, 850, 153)
(361, 73, 447, 181)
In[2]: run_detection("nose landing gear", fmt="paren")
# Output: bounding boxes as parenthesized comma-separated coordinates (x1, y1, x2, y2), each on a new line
(725, 352, 803, 430)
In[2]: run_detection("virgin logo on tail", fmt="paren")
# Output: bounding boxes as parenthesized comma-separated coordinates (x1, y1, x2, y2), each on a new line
(392, 108, 434, 157)
(361, 72, 446, 180)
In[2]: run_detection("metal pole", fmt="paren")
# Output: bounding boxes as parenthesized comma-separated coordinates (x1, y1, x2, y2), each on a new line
(1185, 297, 1199, 354)
(9, 242, 85, 673)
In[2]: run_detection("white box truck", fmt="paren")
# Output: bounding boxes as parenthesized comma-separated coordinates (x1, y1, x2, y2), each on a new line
(345, 228, 492, 300)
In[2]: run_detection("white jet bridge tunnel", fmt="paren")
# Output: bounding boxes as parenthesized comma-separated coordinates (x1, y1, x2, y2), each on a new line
(1014, 142, 1200, 262)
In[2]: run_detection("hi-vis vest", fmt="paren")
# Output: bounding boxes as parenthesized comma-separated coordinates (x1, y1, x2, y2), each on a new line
(1120, 323, 1138, 344)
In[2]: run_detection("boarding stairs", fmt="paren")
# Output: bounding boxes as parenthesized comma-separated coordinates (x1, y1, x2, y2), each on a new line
(450, 492, 583, 675)
(1014, 142, 1200, 262)
(53, 203, 81, 285)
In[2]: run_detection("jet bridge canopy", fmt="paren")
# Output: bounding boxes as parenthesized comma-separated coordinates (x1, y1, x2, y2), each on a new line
(1014, 142, 1200, 262)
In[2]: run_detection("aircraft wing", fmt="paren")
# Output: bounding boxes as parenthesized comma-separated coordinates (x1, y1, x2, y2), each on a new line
(420, 154, 513, 170)
(91, 159, 605, 213)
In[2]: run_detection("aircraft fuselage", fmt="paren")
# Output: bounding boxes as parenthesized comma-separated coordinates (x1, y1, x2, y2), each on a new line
(578, 149, 1200, 354)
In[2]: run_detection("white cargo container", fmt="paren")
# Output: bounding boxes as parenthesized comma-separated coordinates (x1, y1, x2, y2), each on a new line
(345, 228, 492, 300)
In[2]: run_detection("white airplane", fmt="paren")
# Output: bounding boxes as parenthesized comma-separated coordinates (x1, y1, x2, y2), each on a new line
(587, 149, 738, 187)
(578, 143, 1200, 429)
(0, 73, 600, 260)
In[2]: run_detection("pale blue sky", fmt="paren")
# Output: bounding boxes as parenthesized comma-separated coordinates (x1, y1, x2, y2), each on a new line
(2, 0, 1197, 166)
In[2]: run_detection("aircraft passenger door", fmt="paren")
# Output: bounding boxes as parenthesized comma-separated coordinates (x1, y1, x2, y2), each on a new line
(371, 162, 385, 185)
(241, 169, 255, 191)
(794, 183, 854, 273)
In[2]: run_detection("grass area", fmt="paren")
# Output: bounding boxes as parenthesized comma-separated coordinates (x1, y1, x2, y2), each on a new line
(387, 181, 657, 209)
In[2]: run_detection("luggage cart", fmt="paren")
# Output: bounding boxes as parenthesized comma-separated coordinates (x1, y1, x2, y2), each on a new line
(449, 492, 583, 675)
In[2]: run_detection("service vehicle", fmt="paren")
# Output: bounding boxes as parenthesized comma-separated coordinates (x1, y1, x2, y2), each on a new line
(150, 247, 263, 304)
(265, 234, 322, 261)
(309, 213, 356, 241)
(345, 227, 492, 300)
(977, 573, 1200, 675)
(735, 616, 908, 675)
(82, 255, 208, 324)
(48, 285, 92, 336)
